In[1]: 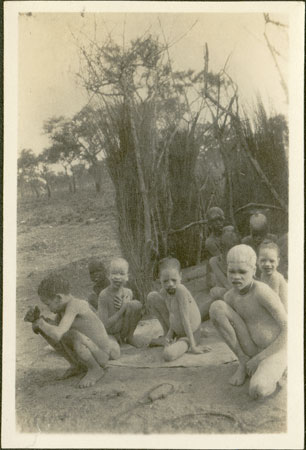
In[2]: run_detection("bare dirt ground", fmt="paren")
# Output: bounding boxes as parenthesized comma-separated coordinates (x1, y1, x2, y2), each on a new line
(16, 189, 287, 434)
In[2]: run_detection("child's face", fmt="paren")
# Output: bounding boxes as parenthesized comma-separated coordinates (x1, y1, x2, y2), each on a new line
(251, 227, 267, 246)
(90, 269, 105, 283)
(210, 217, 224, 234)
(227, 261, 255, 291)
(109, 263, 128, 288)
(258, 248, 279, 276)
(40, 294, 67, 314)
(160, 268, 182, 295)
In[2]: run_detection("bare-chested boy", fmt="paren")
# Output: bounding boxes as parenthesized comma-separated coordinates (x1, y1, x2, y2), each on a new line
(258, 241, 287, 311)
(88, 258, 109, 310)
(147, 257, 210, 361)
(25, 273, 120, 388)
(209, 244, 287, 399)
(209, 226, 240, 301)
(98, 258, 143, 347)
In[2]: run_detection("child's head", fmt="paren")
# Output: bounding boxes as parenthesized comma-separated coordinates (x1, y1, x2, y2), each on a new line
(159, 257, 181, 295)
(108, 257, 129, 287)
(249, 213, 268, 246)
(37, 273, 70, 313)
(207, 207, 225, 235)
(221, 226, 240, 254)
(257, 240, 280, 276)
(88, 258, 107, 283)
(227, 244, 257, 291)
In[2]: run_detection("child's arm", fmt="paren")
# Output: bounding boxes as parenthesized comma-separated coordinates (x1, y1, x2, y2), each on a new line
(35, 303, 79, 342)
(209, 257, 231, 290)
(176, 286, 202, 354)
(98, 291, 127, 330)
(247, 286, 287, 374)
(205, 239, 220, 257)
(278, 275, 288, 312)
(165, 327, 174, 343)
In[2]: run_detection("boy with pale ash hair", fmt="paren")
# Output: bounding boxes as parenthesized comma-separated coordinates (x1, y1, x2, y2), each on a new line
(24, 273, 120, 388)
(209, 244, 287, 399)
(98, 258, 143, 347)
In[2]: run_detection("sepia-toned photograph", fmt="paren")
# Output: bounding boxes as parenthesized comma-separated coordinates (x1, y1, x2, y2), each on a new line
(2, 1, 304, 448)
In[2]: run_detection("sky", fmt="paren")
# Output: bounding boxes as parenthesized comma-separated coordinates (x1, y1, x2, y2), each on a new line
(18, 11, 289, 155)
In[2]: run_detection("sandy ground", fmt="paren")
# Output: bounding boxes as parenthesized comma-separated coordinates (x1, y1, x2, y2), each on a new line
(16, 215, 287, 434)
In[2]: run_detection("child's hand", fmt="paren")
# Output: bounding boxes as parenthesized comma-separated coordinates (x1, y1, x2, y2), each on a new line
(164, 337, 176, 346)
(246, 355, 260, 376)
(32, 317, 44, 334)
(114, 295, 123, 310)
(24, 306, 41, 323)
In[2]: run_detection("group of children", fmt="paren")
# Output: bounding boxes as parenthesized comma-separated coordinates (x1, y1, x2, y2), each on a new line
(25, 207, 288, 400)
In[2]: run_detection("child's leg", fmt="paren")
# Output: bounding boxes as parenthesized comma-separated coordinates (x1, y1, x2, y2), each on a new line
(62, 330, 109, 388)
(147, 291, 170, 345)
(108, 335, 121, 360)
(209, 300, 259, 385)
(163, 339, 189, 362)
(34, 329, 85, 378)
(249, 349, 287, 399)
(210, 287, 227, 301)
(120, 300, 143, 346)
(163, 328, 201, 362)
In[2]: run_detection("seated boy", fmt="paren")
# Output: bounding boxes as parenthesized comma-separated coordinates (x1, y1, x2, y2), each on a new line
(209, 244, 287, 399)
(209, 226, 240, 301)
(98, 258, 143, 347)
(88, 258, 109, 310)
(147, 257, 211, 361)
(25, 273, 120, 388)
(257, 240, 287, 311)
(242, 213, 277, 253)
(204, 207, 225, 258)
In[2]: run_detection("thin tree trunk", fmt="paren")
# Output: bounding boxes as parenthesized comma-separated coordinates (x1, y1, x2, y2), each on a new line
(125, 96, 152, 244)
(46, 183, 51, 199)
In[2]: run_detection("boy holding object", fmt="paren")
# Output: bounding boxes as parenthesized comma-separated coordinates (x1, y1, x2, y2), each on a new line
(24, 273, 120, 388)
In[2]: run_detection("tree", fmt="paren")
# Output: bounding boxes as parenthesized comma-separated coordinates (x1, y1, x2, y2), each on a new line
(72, 105, 105, 192)
(18, 149, 47, 198)
(36, 148, 55, 198)
(43, 116, 81, 193)
(77, 32, 206, 300)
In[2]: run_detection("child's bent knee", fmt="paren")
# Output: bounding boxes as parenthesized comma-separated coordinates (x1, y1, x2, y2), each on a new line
(209, 300, 226, 319)
(147, 291, 160, 306)
(127, 301, 142, 312)
(110, 342, 121, 360)
(249, 379, 276, 399)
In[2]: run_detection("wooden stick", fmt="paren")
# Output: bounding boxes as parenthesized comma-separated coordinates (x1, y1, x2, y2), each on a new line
(168, 219, 208, 235)
(235, 202, 284, 214)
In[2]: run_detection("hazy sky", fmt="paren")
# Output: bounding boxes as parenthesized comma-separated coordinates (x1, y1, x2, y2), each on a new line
(18, 12, 289, 154)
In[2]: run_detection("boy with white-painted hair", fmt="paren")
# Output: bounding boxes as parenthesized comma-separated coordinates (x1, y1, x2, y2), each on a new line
(209, 244, 287, 399)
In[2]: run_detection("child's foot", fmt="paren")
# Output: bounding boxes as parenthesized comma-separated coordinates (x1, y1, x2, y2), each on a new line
(229, 362, 248, 386)
(79, 367, 105, 388)
(149, 336, 167, 347)
(59, 365, 85, 380)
